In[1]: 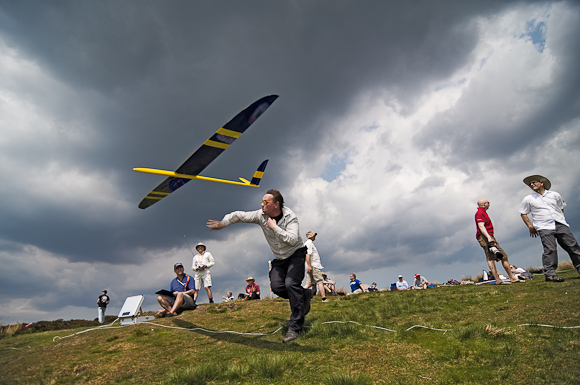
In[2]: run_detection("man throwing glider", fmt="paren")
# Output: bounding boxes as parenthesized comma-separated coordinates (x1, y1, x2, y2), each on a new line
(519, 175, 580, 282)
(207, 189, 312, 343)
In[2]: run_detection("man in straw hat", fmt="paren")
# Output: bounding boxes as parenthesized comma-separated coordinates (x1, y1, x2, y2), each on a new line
(207, 189, 312, 343)
(519, 175, 580, 282)
(239, 276, 260, 300)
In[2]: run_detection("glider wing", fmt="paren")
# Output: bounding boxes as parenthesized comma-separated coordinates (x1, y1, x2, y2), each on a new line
(136, 95, 278, 209)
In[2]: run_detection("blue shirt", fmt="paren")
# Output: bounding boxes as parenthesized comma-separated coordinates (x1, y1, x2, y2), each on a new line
(170, 274, 195, 292)
(350, 279, 363, 292)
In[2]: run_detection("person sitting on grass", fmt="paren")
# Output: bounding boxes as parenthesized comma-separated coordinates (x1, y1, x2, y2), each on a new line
(411, 273, 429, 290)
(222, 291, 234, 302)
(238, 277, 261, 300)
(396, 275, 409, 291)
(156, 263, 197, 317)
(347, 273, 367, 295)
(368, 282, 379, 292)
(322, 273, 337, 295)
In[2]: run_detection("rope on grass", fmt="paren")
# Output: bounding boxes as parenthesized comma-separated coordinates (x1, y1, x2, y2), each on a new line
(52, 318, 283, 341)
(406, 325, 449, 332)
(51, 320, 580, 342)
(53, 318, 125, 341)
(517, 323, 580, 329)
(321, 320, 396, 333)
(140, 321, 283, 336)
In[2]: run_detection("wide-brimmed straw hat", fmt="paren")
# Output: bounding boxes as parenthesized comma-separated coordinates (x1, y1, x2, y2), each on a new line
(523, 175, 551, 190)
(246, 276, 255, 282)
(306, 231, 317, 239)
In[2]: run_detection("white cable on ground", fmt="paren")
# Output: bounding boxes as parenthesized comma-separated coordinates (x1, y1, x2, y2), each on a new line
(53, 318, 124, 341)
(321, 320, 396, 333)
(50, 320, 580, 342)
(406, 325, 449, 332)
(140, 321, 283, 336)
(517, 323, 580, 329)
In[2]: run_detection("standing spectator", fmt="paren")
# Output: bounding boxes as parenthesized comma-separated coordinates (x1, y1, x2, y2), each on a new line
(475, 199, 520, 284)
(207, 189, 312, 343)
(96, 290, 110, 324)
(348, 273, 366, 295)
(303, 231, 328, 302)
(192, 242, 215, 303)
(520, 175, 580, 282)
(412, 273, 429, 290)
(395, 275, 409, 291)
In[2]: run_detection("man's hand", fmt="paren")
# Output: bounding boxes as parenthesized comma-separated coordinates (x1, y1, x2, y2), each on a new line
(207, 220, 226, 230)
(528, 226, 538, 238)
(267, 217, 277, 230)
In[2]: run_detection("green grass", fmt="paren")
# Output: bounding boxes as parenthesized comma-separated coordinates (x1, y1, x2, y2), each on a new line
(1, 270, 579, 384)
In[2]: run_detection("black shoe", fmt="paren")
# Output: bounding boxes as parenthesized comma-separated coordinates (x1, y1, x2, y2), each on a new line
(282, 329, 300, 343)
(303, 288, 314, 316)
(545, 275, 565, 282)
(209, 298, 214, 303)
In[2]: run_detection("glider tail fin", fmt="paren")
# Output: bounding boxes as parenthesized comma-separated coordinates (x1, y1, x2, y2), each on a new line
(250, 159, 269, 186)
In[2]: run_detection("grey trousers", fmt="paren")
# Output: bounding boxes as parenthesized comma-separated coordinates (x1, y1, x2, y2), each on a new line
(269, 246, 308, 332)
(538, 222, 580, 276)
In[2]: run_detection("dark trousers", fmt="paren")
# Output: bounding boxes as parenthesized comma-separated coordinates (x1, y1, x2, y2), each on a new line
(538, 222, 580, 276)
(269, 247, 308, 332)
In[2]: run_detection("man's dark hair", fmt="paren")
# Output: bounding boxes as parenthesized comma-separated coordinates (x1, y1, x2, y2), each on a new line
(266, 189, 284, 209)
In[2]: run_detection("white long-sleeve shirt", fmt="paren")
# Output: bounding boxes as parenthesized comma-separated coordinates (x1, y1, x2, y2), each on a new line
(222, 206, 303, 260)
(192, 251, 215, 271)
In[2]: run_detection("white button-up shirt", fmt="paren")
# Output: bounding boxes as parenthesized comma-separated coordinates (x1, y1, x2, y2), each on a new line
(519, 190, 568, 230)
(222, 206, 303, 260)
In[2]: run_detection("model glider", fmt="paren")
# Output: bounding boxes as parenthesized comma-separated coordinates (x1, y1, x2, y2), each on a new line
(134, 95, 278, 209)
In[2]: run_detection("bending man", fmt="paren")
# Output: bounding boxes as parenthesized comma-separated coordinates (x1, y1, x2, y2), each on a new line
(475, 199, 520, 284)
(207, 189, 311, 343)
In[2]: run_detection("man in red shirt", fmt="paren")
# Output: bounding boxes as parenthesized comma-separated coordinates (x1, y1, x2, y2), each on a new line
(475, 199, 521, 284)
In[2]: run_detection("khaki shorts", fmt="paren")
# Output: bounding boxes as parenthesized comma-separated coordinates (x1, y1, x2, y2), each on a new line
(194, 269, 212, 289)
(167, 293, 196, 309)
(477, 234, 508, 262)
(306, 267, 324, 286)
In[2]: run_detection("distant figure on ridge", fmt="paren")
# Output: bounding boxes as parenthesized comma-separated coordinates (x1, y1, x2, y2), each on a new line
(97, 290, 110, 324)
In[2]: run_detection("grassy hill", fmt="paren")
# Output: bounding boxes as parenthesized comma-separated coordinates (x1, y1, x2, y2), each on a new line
(1, 270, 579, 385)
